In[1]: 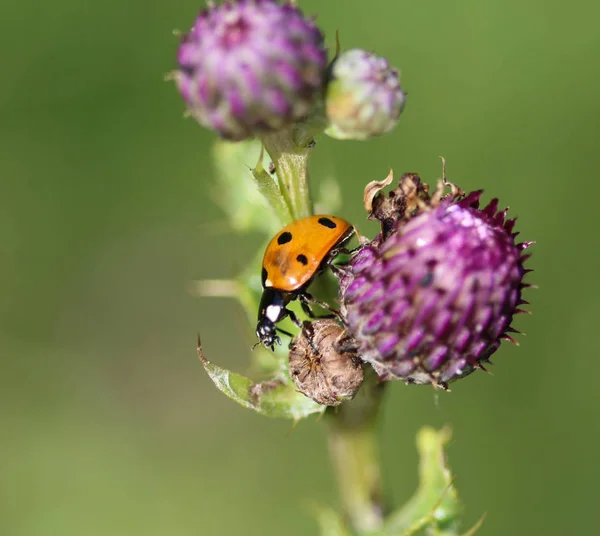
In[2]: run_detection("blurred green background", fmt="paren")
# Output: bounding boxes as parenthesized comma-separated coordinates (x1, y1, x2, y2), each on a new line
(2, 0, 598, 534)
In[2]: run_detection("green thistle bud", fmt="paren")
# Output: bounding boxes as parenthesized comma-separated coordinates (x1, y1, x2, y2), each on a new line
(325, 49, 406, 140)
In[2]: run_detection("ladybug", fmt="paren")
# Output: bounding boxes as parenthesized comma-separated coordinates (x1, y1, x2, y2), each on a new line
(256, 215, 355, 350)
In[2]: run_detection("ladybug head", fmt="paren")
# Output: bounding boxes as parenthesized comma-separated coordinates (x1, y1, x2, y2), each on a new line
(256, 288, 288, 351)
(256, 317, 281, 351)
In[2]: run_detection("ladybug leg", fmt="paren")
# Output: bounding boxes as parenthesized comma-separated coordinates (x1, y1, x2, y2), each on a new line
(299, 298, 317, 318)
(276, 327, 294, 338)
(300, 320, 320, 354)
(331, 244, 350, 256)
(301, 293, 340, 318)
(352, 227, 370, 246)
(329, 263, 351, 279)
(334, 247, 352, 257)
(300, 293, 329, 318)
(286, 308, 303, 328)
(344, 240, 369, 255)
(330, 244, 361, 259)
(331, 241, 367, 260)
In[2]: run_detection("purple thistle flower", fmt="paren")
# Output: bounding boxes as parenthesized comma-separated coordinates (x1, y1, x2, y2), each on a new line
(175, 0, 328, 141)
(325, 49, 406, 140)
(338, 173, 532, 389)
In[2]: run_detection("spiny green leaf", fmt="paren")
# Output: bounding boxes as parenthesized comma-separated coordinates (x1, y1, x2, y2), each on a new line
(251, 145, 294, 226)
(310, 504, 352, 536)
(314, 174, 343, 215)
(197, 336, 325, 420)
(211, 139, 282, 235)
(381, 427, 476, 536)
(190, 243, 291, 378)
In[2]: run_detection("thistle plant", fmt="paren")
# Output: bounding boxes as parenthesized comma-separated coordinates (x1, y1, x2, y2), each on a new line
(172, 1, 533, 534)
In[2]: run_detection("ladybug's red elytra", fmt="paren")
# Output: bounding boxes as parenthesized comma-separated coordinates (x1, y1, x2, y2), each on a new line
(256, 215, 355, 350)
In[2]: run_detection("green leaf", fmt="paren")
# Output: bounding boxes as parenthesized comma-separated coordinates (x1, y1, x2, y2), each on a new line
(190, 244, 293, 378)
(314, 174, 343, 215)
(310, 504, 352, 536)
(251, 145, 294, 226)
(381, 427, 470, 536)
(211, 139, 283, 235)
(197, 336, 325, 420)
(258, 130, 314, 220)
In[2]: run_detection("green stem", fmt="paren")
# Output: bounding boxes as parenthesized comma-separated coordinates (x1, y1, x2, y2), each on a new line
(258, 117, 388, 534)
(251, 146, 294, 226)
(326, 369, 386, 533)
(258, 129, 315, 220)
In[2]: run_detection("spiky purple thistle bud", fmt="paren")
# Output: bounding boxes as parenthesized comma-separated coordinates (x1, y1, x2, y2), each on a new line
(325, 49, 406, 140)
(338, 173, 533, 389)
(175, 0, 328, 141)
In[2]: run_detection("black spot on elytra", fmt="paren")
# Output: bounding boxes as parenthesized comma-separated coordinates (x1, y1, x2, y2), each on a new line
(318, 217, 337, 229)
(296, 254, 308, 265)
(277, 231, 293, 245)
(261, 267, 268, 286)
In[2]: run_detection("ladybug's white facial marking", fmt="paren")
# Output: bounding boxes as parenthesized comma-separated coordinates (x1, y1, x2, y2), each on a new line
(266, 304, 283, 322)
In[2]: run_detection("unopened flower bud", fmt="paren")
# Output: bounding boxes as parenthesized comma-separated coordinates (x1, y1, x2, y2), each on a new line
(289, 319, 364, 406)
(325, 49, 406, 140)
(175, 0, 327, 141)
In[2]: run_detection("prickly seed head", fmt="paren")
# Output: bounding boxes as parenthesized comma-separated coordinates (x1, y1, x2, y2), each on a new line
(175, 0, 327, 141)
(338, 174, 532, 389)
(288, 319, 364, 406)
(325, 49, 406, 140)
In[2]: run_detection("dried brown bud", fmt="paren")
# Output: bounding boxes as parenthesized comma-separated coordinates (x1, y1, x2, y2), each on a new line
(364, 170, 464, 241)
(288, 319, 364, 406)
